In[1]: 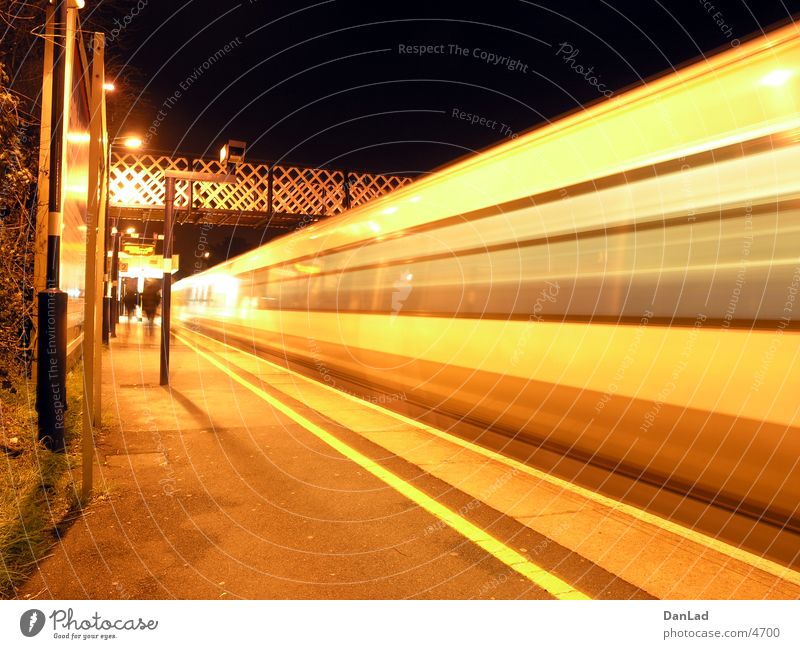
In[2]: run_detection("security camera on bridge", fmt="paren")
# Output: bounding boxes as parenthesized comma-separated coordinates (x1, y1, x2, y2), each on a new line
(220, 139, 247, 172)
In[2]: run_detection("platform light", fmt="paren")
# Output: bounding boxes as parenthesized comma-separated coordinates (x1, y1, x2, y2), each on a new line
(760, 70, 793, 86)
(126, 227, 136, 234)
(219, 139, 247, 166)
(122, 136, 143, 149)
(103, 82, 115, 91)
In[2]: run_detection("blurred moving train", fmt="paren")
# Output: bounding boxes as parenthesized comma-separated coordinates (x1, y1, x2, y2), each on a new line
(174, 25, 800, 542)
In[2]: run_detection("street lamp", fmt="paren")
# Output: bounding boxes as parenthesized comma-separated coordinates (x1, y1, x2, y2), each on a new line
(122, 136, 142, 149)
(159, 144, 243, 385)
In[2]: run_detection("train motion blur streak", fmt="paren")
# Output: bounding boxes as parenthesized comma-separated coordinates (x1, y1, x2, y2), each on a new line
(174, 26, 800, 543)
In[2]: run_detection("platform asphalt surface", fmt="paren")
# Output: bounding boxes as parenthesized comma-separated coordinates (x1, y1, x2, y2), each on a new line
(18, 322, 650, 599)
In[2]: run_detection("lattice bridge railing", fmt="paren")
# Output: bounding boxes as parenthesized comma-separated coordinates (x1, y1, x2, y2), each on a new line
(109, 153, 414, 229)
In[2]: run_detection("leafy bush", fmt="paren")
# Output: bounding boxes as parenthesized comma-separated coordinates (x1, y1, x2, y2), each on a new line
(0, 62, 36, 381)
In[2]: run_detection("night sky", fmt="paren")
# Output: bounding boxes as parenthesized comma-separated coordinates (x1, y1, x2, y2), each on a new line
(81, 0, 800, 266)
(91, 0, 800, 172)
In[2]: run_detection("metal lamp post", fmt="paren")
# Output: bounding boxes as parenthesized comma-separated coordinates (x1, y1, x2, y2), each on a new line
(36, 0, 69, 451)
(159, 168, 237, 385)
(158, 140, 243, 385)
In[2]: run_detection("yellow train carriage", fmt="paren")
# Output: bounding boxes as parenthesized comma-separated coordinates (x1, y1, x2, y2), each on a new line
(174, 24, 800, 555)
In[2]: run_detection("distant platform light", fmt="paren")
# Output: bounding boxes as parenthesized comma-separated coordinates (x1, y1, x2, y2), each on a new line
(220, 140, 247, 166)
(103, 82, 115, 91)
(761, 69, 793, 86)
(123, 136, 143, 149)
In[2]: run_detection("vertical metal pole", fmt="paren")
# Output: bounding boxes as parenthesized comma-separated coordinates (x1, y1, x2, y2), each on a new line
(102, 146, 112, 343)
(343, 169, 351, 211)
(267, 165, 274, 221)
(94, 179, 106, 399)
(159, 177, 174, 386)
(36, 0, 69, 452)
(32, 5, 54, 383)
(109, 230, 119, 337)
(81, 31, 105, 500)
(93, 48, 107, 419)
(188, 168, 194, 222)
(46, 0, 66, 291)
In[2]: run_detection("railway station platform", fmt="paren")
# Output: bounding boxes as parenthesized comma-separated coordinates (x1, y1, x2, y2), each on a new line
(18, 323, 800, 600)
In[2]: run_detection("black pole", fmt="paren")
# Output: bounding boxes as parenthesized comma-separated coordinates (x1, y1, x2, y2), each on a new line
(159, 177, 174, 386)
(188, 170, 194, 222)
(37, 291, 67, 451)
(109, 230, 119, 336)
(102, 294, 110, 344)
(267, 165, 274, 221)
(343, 169, 351, 211)
(102, 147, 112, 343)
(36, 0, 69, 452)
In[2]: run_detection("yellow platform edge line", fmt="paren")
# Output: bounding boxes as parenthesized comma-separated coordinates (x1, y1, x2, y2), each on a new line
(178, 327, 800, 588)
(176, 333, 590, 601)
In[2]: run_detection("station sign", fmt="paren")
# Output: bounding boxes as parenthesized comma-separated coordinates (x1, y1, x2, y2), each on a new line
(118, 255, 180, 277)
(122, 241, 155, 256)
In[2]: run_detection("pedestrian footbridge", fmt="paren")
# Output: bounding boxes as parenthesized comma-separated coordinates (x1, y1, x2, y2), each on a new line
(108, 152, 414, 229)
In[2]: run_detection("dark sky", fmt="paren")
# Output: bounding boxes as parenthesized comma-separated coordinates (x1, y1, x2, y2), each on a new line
(91, 0, 800, 175)
(82, 0, 800, 269)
